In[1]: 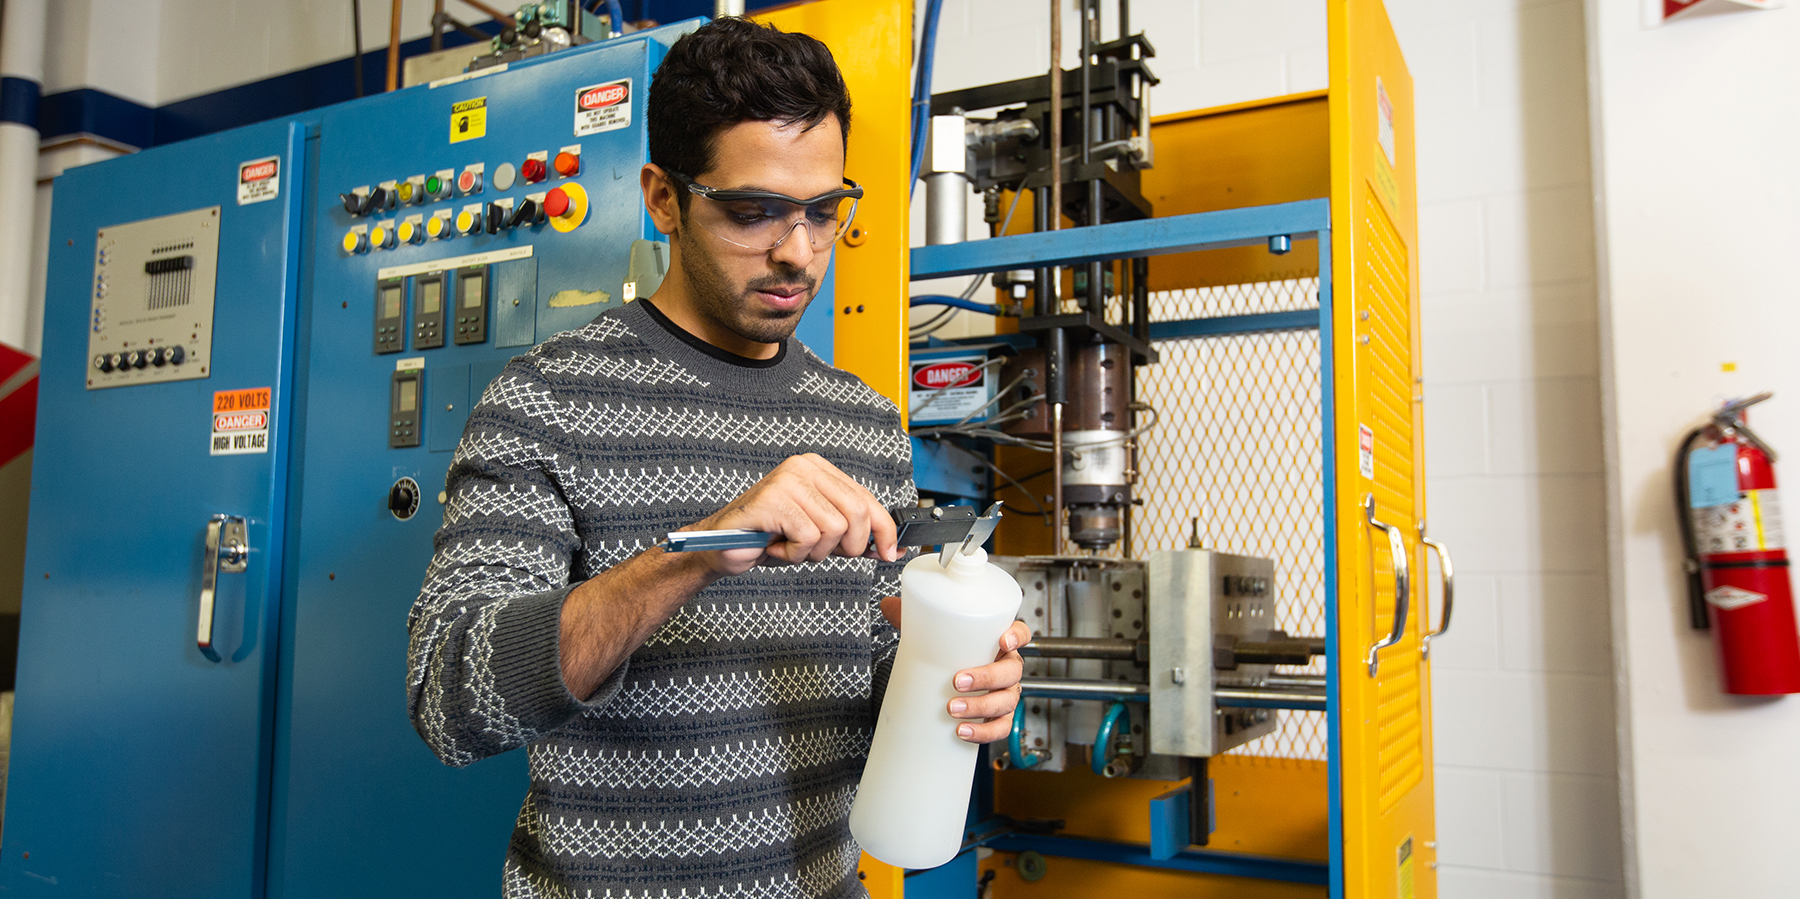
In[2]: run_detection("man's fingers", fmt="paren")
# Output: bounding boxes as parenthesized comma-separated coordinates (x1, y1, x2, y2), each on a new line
(952, 652, 1023, 694)
(956, 717, 1013, 744)
(998, 620, 1032, 658)
(948, 685, 1019, 721)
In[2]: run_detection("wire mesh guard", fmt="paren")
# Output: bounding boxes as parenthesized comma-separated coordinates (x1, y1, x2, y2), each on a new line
(1131, 277, 1327, 762)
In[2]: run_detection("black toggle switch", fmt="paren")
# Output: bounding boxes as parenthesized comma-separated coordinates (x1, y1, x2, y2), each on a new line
(507, 199, 542, 229)
(340, 192, 364, 216)
(485, 202, 507, 234)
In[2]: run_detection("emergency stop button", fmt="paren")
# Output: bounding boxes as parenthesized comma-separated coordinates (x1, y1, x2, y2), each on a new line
(546, 183, 589, 233)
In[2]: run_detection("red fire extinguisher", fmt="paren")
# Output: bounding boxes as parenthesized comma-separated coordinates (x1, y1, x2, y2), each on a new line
(1676, 392, 1800, 695)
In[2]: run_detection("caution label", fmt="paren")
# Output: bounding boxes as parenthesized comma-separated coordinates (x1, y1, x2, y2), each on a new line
(451, 96, 488, 144)
(574, 79, 631, 136)
(1359, 424, 1375, 479)
(238, 155, 280, 205)
(1706, 585, 1769, 611)
(212, 388, 272, 456)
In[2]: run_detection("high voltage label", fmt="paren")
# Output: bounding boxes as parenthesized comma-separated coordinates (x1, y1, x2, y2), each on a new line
(212, 387, 272, 456)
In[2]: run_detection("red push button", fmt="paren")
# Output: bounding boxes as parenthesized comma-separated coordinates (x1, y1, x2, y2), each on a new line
(521, 158, 548, 183)
(554, 151, 581, 177)
(544, 187, 571, 219)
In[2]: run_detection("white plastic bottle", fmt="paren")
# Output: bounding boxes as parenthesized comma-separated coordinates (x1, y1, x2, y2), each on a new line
(850, 547, 1023, 869)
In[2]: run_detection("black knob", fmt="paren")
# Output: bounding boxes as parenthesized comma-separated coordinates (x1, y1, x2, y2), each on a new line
(150, 347, 167, 367)
(96, 354, 113, 372)
(340, 192, 363, 216)
(128, 350, 147, 369)
(486, 202, 506, 234)
(168, 345, 186, 365)
(363, 186, 390, 215)
(523, 20, 542, 38)
(388, 477, 420, 521)
(500, 25, 517, 44)
(108, 353, 124, 371)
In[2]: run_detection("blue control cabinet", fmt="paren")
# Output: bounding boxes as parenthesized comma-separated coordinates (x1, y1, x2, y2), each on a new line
(8, 20, 834, 897)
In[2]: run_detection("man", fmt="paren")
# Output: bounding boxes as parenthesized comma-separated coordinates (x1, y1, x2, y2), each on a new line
(407, 18, 1030, 898)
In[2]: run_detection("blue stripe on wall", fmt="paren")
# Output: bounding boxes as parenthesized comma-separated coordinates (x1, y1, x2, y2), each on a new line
(34, 1, 772, 150)
(0, 76, 40, 129)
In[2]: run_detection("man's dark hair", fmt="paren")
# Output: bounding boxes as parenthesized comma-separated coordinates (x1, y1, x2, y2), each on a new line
(647, 18, 852, 209)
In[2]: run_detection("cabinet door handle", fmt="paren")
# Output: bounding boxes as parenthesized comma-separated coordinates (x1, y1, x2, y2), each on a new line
(198, 515, 248, 656)
(1418, 523, 1454, 661)
(1362, 494, 1408, 677)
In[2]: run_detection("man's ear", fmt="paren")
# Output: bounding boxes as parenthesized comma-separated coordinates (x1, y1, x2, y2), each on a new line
(641, 164, 681, 237)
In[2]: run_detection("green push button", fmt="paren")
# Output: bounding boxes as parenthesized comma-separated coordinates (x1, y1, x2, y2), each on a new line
(425, 175, 442, 195)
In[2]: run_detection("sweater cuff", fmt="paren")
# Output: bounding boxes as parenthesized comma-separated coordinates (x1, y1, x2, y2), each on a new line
(491, 584, 630, 733)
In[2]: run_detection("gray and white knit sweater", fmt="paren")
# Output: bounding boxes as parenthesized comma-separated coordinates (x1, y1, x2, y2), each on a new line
(407, 298, 915, 898)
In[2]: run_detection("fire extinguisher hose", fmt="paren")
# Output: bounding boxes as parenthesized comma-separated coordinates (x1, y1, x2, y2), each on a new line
(1674, 426, 1710, 630)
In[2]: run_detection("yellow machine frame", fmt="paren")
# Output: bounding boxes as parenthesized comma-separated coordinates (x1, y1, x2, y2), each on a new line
(758, 1, 1433, 895)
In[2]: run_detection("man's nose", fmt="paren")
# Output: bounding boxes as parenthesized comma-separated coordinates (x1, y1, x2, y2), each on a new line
(769, 220, 818, 270)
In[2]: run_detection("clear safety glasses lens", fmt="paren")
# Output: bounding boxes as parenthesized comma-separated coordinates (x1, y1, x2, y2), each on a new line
(673, 173, 862, 252)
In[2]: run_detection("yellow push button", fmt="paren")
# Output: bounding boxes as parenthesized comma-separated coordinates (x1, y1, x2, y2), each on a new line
(426, 215, 450, 240)
(369, 223, 396, 250)
(456, 209, 480, 235)
(342, 229, 368, 254)
(398, 220, 424, 245)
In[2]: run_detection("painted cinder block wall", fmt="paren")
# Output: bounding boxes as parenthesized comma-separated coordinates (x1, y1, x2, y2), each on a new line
(28, 1, 1629, 895)
(1587, 2, 1800, 897)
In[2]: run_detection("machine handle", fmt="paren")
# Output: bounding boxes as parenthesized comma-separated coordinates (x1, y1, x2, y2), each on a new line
(198, 515, 248, 656)
(1418, 521, 1454, 661)
(1362, 494, 1409, 677)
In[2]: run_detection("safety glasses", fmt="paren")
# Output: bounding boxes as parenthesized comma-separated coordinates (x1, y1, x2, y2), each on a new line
(669, 170, 863, 252)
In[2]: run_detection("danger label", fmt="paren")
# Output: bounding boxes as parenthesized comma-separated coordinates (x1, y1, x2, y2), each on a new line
(908, 354, 990, 424)
(574, 79, 631, 136)
(238, 155, 280, 205)
(1359, 424, 1375, 479)
(212, 387, 272, 456)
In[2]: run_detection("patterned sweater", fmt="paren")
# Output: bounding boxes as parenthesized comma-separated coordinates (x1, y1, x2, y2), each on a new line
(407, 298, 915, 898)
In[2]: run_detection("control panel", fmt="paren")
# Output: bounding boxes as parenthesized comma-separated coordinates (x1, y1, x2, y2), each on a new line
(86, 206, 220, 389)
(412, 271, 446, 349)
(452, 265, 489, 345)
(374, 277, 405, 354)
(390, 364, 422, 448)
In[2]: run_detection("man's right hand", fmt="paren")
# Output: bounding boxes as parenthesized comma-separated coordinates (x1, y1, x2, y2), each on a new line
(678, 453, 902, 576)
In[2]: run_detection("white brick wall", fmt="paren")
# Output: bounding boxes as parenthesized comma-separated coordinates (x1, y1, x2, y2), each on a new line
(1390, 0, 1622, 894)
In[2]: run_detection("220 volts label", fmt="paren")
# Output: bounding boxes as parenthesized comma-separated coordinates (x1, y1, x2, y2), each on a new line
(212, 387, 272, 456)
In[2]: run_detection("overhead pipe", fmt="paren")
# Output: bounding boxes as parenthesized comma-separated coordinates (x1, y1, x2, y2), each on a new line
(715, 0, 746, 17)
(387, 0, 404, 92)
(0, 0, 47, 351)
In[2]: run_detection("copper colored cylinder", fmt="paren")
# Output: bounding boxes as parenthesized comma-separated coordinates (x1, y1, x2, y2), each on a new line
(1070, 341, 1129, 432)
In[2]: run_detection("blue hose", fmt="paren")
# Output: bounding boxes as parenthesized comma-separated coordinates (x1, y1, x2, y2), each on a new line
(1091, 702, 1129, 776)
(1008, 699, 1041, 769)
(909, 295, 1001, 314)
(908, 0, 945, 198)
(605, 0, 625, 34)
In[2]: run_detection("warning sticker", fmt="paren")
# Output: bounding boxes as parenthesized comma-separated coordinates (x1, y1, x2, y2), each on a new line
(1693, 488, 1786, 553)
(1376, 77, 1396, 167)
(1396, 836, 1415, 899)
(1359, 424, 1375, 479)
(574, 79, 631, 137)
(908, 353, 990, 424)
(1706, 585, 1769, 611)
(238, 156, 280, 205)
(212, 388, 272, 456)
(451, 97, 488, 144)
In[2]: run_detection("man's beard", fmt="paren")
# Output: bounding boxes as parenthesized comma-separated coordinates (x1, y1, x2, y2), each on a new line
(677, 224, 817, 347)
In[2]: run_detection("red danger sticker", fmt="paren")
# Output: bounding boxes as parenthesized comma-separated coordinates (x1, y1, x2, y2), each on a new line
(237, 155, 280, 205)
(214, 411, 268, 431)
(913, 361, 982, 390)
(578, 83, 628, 110)
(574, 78, 632, 137)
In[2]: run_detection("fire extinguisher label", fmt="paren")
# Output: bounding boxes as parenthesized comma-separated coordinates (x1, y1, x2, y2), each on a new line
(1692, 489, 1786, 553)
(1705, 585, 1769, 611)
